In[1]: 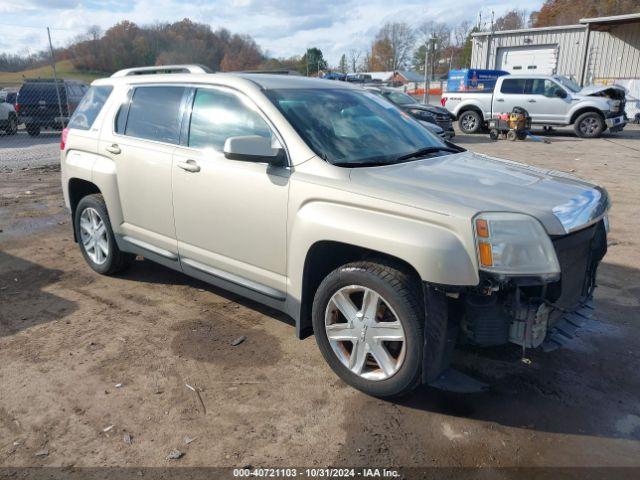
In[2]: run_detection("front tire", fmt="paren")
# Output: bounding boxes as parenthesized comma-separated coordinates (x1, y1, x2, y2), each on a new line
(74, 194, 133, 275)
(312, 261, 424, 398)
(574, 112, 604, 138)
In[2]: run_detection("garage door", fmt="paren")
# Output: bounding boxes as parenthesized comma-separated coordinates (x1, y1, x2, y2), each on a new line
(497, 46, 557, 75)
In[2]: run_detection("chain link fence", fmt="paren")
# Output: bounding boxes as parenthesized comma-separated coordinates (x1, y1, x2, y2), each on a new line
(0, 28, 86, 172)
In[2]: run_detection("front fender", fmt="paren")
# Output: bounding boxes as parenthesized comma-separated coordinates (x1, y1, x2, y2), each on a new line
(287, 200, 479, 307)
(568, 99, 610, 121)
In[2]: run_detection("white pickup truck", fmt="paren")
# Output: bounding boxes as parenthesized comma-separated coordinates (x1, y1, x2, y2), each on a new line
(442, 74, 627, 138)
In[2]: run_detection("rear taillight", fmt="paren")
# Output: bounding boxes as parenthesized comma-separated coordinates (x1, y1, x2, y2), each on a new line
(60, 128, 69, 151)
(14, 103, 20, 113)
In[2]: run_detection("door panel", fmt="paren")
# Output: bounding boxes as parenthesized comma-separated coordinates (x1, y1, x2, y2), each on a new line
(98, 85, 187, 254)
(172, 86, 289, 294)
(494, 77, 528, 116)
(524, 79, 571, 124)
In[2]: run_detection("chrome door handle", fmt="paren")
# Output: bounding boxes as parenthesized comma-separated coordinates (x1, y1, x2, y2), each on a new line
(105, 144, 121, 154)
(528, 99, 536, 103)
(496, 98, 504, 102)
(177, 159, 201, 173)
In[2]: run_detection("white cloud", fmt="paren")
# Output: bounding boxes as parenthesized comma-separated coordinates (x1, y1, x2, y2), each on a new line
(0, 0, 544, 65)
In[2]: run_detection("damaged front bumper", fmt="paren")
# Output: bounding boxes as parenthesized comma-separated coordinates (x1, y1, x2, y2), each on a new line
(422, 219, 607, 385)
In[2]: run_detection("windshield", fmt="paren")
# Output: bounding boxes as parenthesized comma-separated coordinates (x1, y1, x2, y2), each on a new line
(554, 75, 581, 93)
(384, 91, 417, 106)
(266, 88, 447, 166)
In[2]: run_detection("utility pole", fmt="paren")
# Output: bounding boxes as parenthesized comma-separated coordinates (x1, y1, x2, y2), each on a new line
(422, 44, 429, 104)
(47, 27, 65, 127)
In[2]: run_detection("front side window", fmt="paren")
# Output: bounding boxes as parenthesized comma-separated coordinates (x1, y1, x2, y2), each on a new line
(68, 85, 113, 130)
(124, 86, 186, 144)
(188, 88, 272, 151)
(267, 88, 447, 166)
(554, 75, 581, 93)
(500, 78, 527, 94)
(527, 79, 565, 97)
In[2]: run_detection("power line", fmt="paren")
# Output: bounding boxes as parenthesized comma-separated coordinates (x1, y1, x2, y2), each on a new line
(0, 22, 85, 32)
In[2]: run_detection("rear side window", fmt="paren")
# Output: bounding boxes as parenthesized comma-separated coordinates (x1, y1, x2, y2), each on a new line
(188, 88, 272, 151)
(500, 78, 527, 94)
(68, 85, 113, 130)
(124, 86, 186, 144)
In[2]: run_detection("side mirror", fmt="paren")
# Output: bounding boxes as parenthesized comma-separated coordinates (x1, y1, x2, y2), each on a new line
(554, 89, 567, 99)
(223, 135, 287, 167)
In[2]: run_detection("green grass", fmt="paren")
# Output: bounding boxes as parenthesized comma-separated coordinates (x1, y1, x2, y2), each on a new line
(0, 60, 106, 86)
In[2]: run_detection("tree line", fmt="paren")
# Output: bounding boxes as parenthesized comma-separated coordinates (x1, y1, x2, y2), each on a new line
(1, 0, 637, 76)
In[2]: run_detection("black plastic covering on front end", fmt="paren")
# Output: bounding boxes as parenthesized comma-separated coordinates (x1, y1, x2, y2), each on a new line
(422, 286, 458, 383)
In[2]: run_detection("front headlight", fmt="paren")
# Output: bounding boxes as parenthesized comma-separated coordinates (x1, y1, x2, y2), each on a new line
(473, 212, 560, 278)
(410, 109, 435, 122)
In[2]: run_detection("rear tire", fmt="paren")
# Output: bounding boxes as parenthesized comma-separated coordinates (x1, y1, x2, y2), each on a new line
(458, 110, 483, 134)
(574, 112, 604, 138)
(312, 260, 424, 398)
(26, 124, 40, 136)
(74, 194, 134, 275)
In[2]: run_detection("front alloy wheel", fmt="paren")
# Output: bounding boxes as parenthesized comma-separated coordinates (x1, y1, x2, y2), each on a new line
(325, 285, 406, 381)
(312, 261, 424, 398)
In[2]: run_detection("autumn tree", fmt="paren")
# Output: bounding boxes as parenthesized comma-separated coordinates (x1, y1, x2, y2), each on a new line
(369, 22, 415, 71)
(494, 9, 528, 30)
(531, 0, 639, 27)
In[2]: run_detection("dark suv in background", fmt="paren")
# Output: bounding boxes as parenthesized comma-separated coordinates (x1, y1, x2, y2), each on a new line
(16, 79, 88, 136)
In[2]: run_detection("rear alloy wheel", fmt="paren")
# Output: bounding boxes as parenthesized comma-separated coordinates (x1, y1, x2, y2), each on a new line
(5, 115, 18, 135)
(75, 194, 133, 275)
(574, 112, 604, 138)
(458, 110, 483, 134)
(312, 261, 423, 398)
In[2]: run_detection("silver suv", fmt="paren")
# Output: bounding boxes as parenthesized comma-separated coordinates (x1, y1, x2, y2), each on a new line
(61, 65, 610, 397)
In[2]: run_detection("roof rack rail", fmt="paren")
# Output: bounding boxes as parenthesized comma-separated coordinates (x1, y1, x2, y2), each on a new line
(111, 64, 212, 78)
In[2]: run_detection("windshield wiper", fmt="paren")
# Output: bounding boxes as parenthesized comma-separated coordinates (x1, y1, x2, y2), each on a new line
(396, 146, 460, 161)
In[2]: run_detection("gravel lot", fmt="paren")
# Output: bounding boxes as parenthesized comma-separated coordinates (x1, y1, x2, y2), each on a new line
(1, 126, 639, 473)
(0, 129, 61, 172)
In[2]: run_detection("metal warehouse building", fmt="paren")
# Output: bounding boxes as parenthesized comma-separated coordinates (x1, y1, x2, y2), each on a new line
(471, 13, 640, 86)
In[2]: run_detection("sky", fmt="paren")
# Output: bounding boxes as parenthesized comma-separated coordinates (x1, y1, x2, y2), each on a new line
(0, 0, 544, 65)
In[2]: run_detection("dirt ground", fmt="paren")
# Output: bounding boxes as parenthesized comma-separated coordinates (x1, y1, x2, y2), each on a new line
(1, 126, 640, 473)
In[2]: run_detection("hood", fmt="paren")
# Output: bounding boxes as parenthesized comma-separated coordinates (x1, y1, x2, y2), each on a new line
(406, 103, 449, 115)
(348, 150, 607, 236)
(579, 84, 626, 98)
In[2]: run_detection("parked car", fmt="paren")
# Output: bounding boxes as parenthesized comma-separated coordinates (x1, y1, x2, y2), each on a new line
(366, 86, 455, 139)
(346, 73, 372, 84)
(16, 79, 88, 136)
(0, 90, 18, 135)
(442, 74, 626, 138)
(61, 65, 610, 397)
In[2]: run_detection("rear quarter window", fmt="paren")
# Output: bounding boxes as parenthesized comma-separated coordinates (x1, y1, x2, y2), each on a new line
(68, 85, 113, 130)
